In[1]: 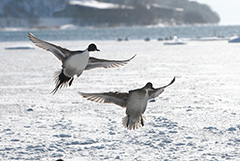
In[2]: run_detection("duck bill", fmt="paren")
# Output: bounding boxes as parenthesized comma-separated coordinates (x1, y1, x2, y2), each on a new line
(96, 48, 100, 51)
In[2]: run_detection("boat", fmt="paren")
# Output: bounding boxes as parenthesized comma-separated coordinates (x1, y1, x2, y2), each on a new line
(229, 36, 240, 43)
(163, 36, 186, 45)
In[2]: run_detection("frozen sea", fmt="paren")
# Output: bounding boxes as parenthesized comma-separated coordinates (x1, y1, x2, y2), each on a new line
(1, 31, 240, 160)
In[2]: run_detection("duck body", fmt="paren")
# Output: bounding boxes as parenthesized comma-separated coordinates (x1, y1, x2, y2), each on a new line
(28, 32, 136, 94)
(80, 77, 176, 130)
(63, 50, 89, 77)
(124, 89, 149, 130)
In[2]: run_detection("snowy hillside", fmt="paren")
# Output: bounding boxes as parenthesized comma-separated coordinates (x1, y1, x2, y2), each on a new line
(0, 0, 67, 17)
(0, 0, 219, 28)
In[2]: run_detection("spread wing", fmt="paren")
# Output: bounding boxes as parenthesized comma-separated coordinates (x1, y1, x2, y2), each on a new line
(79, 92, 129, 108)
(84, 54, 136, 70)
(148, 77, 176, 100)
(28, 32, 72, 61)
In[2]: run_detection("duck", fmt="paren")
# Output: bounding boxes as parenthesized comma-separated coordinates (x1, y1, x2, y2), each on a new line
(79, 77, 175, 130)
(28, 33, 136, 94)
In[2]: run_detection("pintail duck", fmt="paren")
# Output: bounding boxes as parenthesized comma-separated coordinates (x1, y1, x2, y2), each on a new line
(28, 33, 136, 94)
(79, 77, 175, 130)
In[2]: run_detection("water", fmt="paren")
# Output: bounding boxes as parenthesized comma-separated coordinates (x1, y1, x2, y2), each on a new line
(0, 25, 240, 42)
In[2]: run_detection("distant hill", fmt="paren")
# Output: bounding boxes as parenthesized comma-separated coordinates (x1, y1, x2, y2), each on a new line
(0, 0, 220, 28)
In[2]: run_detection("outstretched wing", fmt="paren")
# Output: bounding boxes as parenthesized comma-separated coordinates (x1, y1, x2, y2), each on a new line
(79, 92, 129, 108)
(28, 32, 72, 61)
(148, 77, 176, 100)
(84, 54, 136, 70)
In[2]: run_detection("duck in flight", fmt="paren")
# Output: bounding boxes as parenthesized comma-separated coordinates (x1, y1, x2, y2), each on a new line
(28, 33, 136, 94)
(79, 77, 175, 130)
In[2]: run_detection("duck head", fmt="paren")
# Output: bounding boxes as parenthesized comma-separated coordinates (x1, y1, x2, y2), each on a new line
(144, 82, 154, 89)
(88, 43, 100, 52)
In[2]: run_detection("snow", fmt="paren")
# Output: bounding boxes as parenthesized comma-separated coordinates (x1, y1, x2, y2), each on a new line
(69, 0, 121, 9)
(69, 0, 133, 9)
(1, 40, 240, 160)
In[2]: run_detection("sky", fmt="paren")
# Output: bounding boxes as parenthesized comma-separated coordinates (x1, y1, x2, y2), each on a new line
(196, 0, 240, 25)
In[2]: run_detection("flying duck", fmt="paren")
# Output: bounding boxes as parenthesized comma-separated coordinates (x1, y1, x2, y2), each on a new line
(79, 77, 175, 130)
(28, 33, 136, 94)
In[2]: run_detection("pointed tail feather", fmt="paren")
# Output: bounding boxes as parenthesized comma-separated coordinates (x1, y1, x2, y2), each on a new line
(122, 115, 146, 130)
(51, 70, 73, 94)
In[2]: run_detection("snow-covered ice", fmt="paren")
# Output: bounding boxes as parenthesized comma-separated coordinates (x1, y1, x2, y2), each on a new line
(69, 0, 123, 9)
(1, 40, 240, 160)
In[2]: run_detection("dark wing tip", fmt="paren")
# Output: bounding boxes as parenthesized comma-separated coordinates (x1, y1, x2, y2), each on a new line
(28, 32, 34, 38)
(128, 54, 137, 61)
(78, 92, 85, 97)
(169, 76, 176, 86)
(28, 32, 32, 39)
(28, 32, 37, 43)
(78, 92, 91, 99)
(162, 76, 176, 88)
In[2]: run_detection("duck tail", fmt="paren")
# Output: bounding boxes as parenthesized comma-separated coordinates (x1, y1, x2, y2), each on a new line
(122, 115, 146, 130)
(51, 70, 73, 94)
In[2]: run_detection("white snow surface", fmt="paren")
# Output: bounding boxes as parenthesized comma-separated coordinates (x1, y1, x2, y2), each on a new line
(1, 40, 240, 160)
(70, 0, 121, 9)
